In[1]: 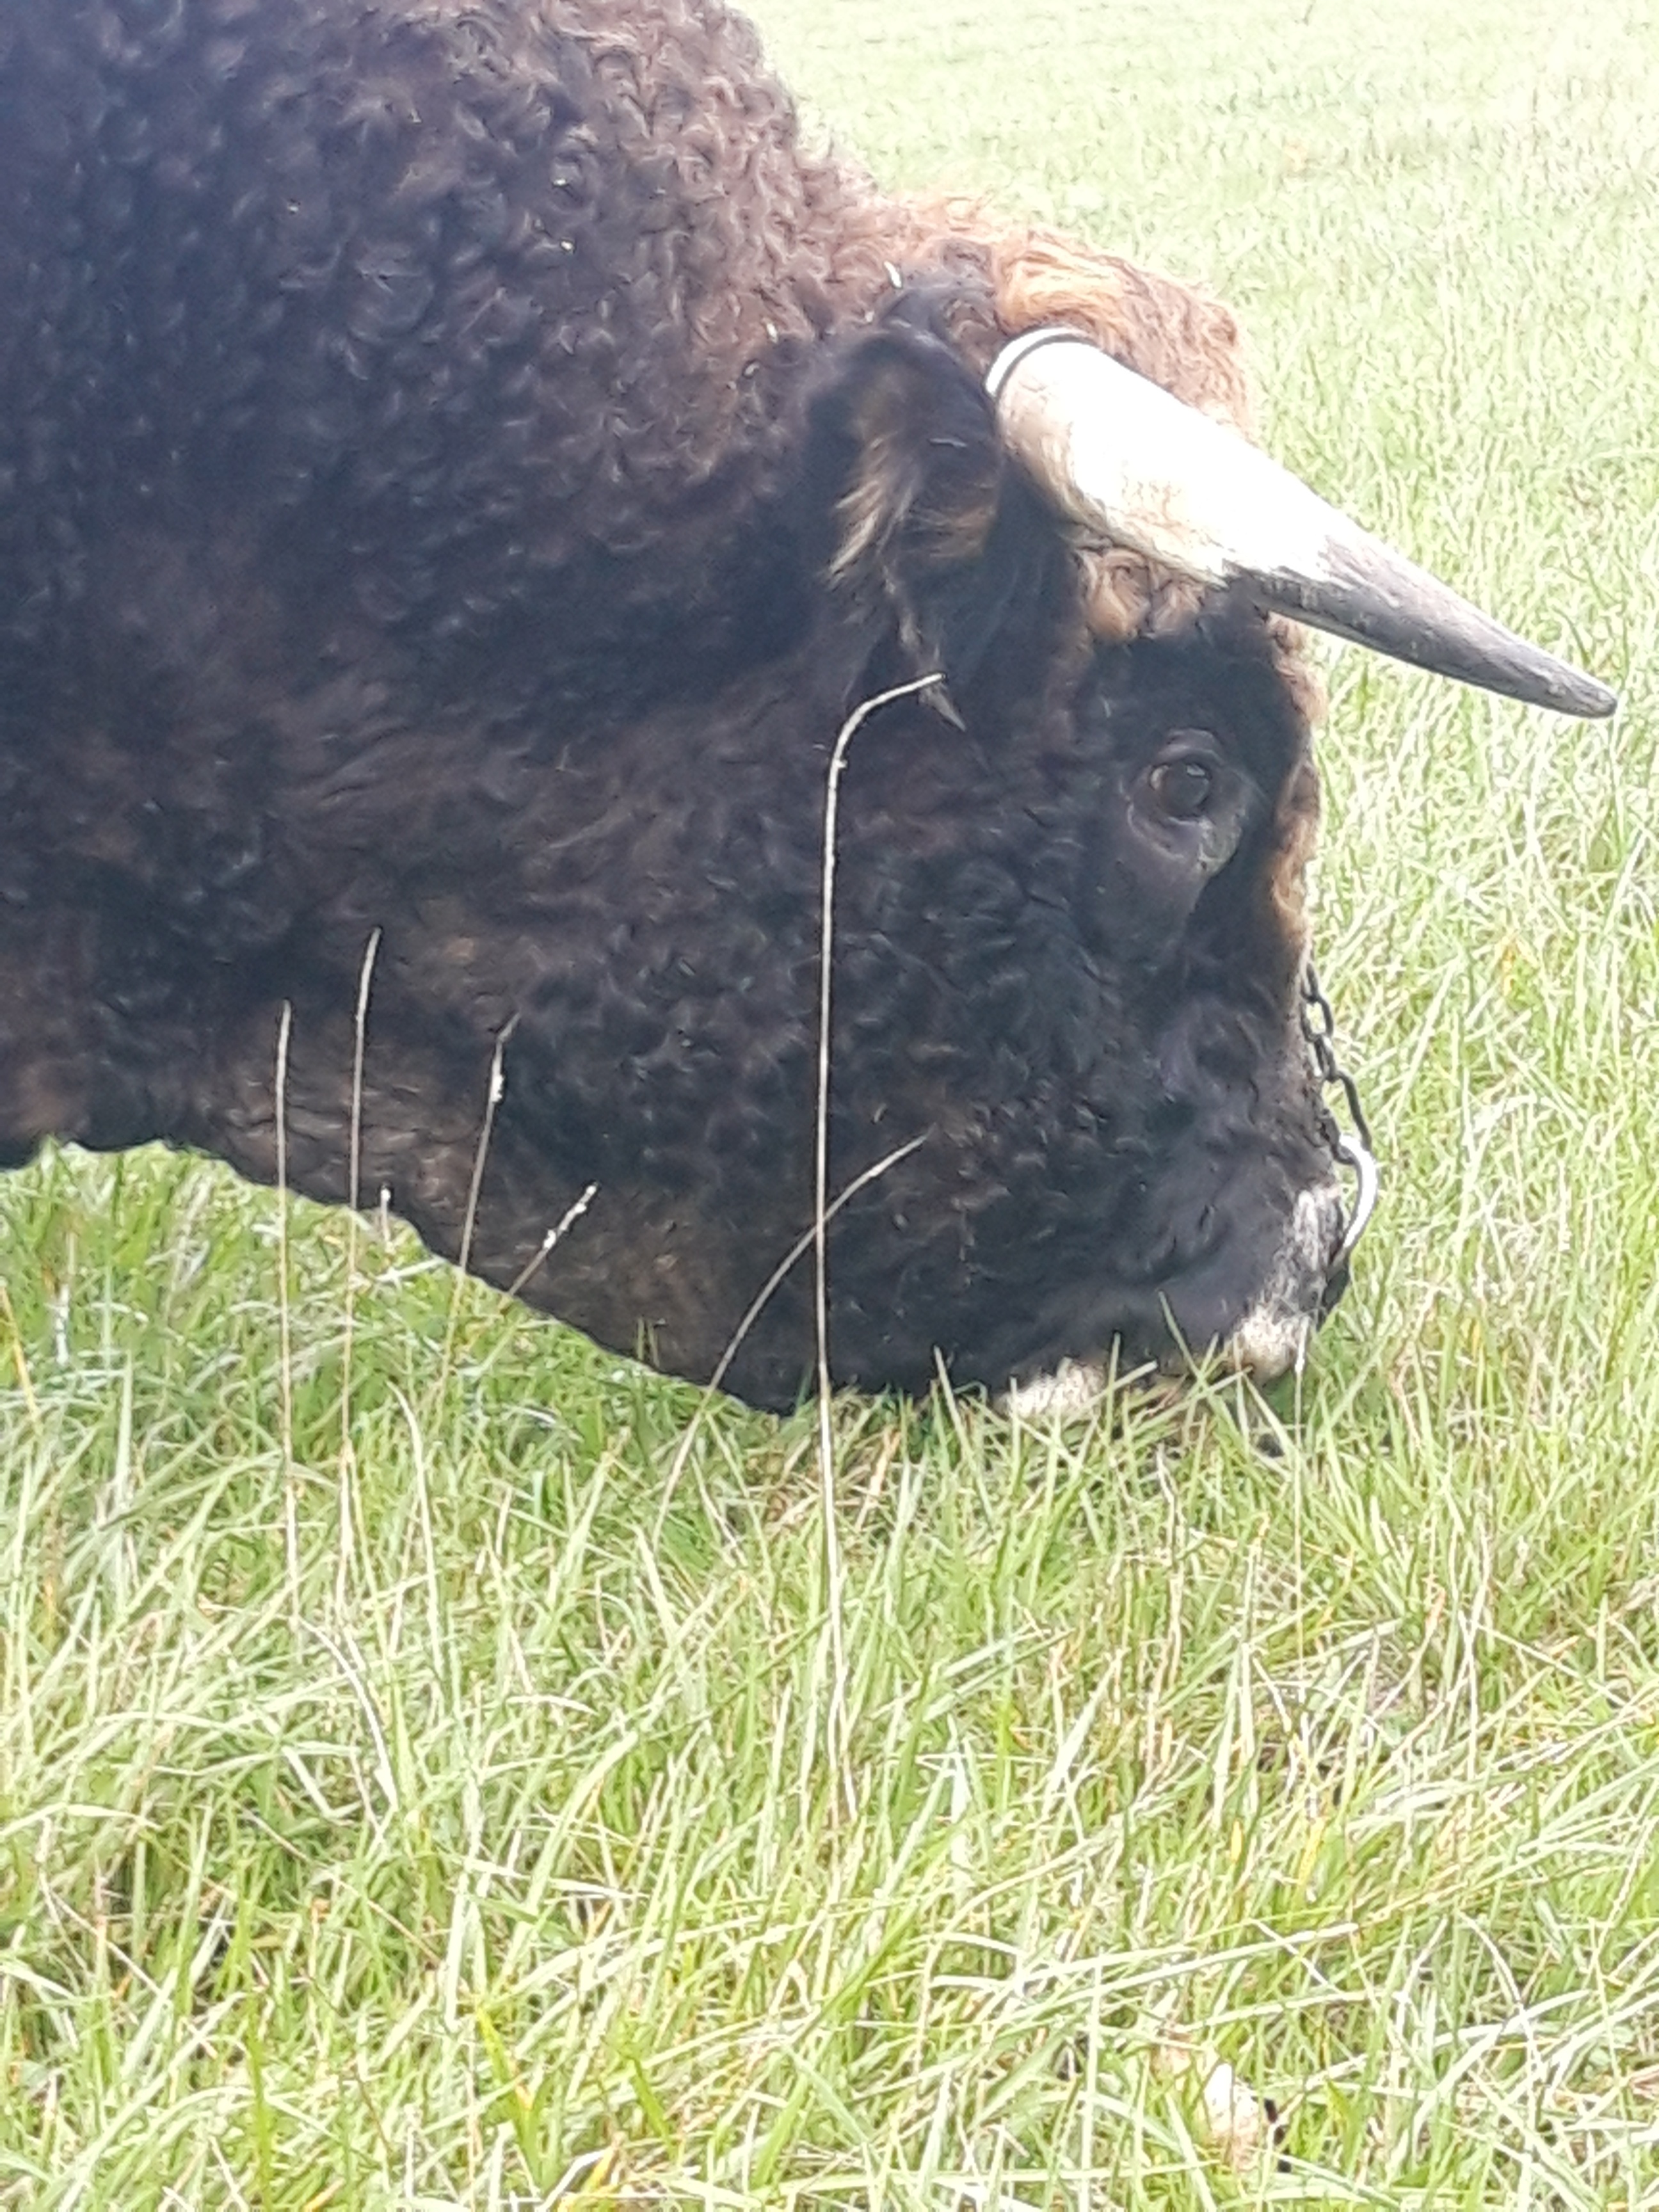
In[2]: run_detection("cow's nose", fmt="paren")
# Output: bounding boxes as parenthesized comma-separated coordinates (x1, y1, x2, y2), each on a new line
(1217, 1179, 1347, 1383)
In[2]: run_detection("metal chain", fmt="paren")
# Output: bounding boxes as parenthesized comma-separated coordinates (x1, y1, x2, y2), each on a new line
(1301, 959, 1374, 1154)
(1301, 958, 1380, 1274)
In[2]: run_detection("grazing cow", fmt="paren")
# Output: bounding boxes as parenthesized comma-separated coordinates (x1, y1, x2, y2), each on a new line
(0, 0, 1614, 1411)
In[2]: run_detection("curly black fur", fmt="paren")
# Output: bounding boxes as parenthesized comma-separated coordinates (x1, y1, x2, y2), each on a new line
(0, 0, 1339, 1407)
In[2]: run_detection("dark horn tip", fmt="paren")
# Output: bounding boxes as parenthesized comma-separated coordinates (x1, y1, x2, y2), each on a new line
(1564, 672, 1619, 720)
(1484, 654, 1620, 719)
(1259, 545, 1621, 721)
(981, 332, 1620, 718)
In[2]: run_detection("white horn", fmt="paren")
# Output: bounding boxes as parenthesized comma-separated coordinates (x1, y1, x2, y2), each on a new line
(987, 329, 1616, 720)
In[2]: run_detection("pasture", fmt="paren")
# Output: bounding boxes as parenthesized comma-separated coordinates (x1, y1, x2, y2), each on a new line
(0, 0, 1655, 2199)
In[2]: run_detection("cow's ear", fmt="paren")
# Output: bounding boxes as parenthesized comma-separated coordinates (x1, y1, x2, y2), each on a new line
(824, 326, 1002, 594)
(807, 319, 1062, 700)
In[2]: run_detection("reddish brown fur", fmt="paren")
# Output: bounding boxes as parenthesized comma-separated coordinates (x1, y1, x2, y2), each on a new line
(483, 2, 1301, 657)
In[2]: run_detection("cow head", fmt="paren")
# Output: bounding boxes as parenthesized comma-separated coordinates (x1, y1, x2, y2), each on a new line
(717, 305, 1613, 1411)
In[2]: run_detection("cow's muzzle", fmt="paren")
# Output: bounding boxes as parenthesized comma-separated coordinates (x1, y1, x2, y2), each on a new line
(1214, 1174, 1347, 1382)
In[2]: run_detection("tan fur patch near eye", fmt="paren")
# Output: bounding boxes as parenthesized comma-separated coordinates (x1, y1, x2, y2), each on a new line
(1267, 752, 1323, 959)
(1080, 550, 1209, 645)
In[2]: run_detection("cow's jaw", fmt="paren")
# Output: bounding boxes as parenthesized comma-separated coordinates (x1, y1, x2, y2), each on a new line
(1000, 1176, 1346, 1419)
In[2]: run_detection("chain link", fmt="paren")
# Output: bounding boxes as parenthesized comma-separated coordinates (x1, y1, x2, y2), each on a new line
(1301, 959, 1374, 1154)
(1301, 958, 1380, 1275)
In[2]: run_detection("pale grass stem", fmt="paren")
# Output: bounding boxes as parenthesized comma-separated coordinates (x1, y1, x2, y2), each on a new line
(273, 998, 299, 1633)
(502, 1181, 600, 1301)
(655, 1131, 929, 1546)
(436, 1013, 518, 1399)
(813, 670, 944, 1820)
(338, 926, 381, 1617)
(433, 1021, 598, 1394)
(0, 1278, 40, 1434)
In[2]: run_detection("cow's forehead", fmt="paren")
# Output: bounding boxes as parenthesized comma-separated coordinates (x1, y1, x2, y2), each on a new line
(1078, 604, 1313, 772)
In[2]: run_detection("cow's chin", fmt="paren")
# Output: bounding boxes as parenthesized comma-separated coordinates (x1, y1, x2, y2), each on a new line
(1000, 1180, 1346, 1420)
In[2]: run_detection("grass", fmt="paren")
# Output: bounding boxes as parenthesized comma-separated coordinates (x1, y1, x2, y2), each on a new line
(1, 0, 1656, 2200)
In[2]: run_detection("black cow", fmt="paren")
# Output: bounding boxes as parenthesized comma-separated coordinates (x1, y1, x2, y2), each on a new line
(0, 0, 1613, 1410)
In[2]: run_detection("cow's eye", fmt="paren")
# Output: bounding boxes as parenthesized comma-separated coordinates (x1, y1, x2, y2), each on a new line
(1146, 751, 1215, 821)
